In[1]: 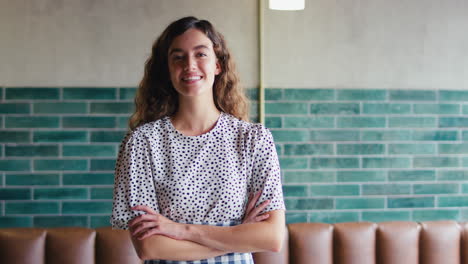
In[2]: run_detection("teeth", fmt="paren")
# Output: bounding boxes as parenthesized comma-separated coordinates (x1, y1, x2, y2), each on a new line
(183, 76, 202, 81)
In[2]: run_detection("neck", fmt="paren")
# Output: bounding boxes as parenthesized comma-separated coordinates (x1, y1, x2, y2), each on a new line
(171, 97, 221, 135)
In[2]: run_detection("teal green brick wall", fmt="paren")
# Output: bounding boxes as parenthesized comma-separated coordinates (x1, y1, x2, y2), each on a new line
(1, 87, 468, 227)
(264, 88, 468, 224)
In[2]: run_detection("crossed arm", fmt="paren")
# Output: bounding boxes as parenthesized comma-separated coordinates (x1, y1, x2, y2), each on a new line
(128, 193, 285, 261)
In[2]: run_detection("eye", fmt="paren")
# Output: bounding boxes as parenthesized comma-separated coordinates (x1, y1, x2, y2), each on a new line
(197, 52, 207, 58)
(172, 54, 184, 61)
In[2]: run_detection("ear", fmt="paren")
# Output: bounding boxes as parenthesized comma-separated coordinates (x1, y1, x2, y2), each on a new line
(215, 60, 222, 75)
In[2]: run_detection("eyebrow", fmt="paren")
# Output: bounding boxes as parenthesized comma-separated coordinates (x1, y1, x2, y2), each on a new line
(169, 44, 210, 55)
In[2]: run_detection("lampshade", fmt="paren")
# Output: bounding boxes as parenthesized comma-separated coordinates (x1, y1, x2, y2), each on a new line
(269, 0, 305, 10)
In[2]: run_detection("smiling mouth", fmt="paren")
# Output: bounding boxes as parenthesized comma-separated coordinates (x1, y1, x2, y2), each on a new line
(182, 76, 202, 82)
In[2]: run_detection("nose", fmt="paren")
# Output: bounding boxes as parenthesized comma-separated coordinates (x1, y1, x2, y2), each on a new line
(183, 56, 196, 71)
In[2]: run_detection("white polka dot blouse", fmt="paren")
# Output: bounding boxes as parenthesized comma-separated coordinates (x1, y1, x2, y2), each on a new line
(111, 111, 285, 229)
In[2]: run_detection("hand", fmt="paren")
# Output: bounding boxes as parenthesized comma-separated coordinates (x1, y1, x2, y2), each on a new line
(242, 191, 271, 224)
(129, 205, 186, 241)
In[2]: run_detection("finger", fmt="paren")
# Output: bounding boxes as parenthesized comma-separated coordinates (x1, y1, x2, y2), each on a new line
(255, 214, 270, 222)
(138, 227, 161, 240)
(132, 221, 159, 236)
(245, 193, 256, 213)
(129, 214, 159, 227)
(250, 199, 270, 216)
(131, 205, 158, 215)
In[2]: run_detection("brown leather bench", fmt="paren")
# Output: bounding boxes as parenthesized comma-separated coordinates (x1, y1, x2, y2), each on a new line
(0, 221, 467, 264)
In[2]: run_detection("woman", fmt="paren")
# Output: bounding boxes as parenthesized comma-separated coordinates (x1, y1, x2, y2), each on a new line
(111, 16, 285, 263)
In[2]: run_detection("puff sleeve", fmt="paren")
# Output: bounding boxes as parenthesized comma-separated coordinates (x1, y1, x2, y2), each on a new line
(111, 131, 160, 230)
(248, 125, 286, 214)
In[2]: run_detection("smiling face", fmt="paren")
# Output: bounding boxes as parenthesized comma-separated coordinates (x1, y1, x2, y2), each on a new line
(168, 28, 221, 99)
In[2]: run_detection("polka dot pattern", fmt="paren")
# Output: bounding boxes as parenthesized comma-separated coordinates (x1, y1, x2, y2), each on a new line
(111, 112, 285, 229)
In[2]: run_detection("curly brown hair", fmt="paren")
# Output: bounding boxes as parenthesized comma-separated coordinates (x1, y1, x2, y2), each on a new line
(129, 16, 250, 130)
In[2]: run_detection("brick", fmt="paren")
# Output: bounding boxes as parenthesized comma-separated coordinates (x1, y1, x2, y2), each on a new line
(389, 117, 436, 128)
(309, 212, 359, 223)
(389, 90, 436, 101)
(119, 87, 137, 100)
(90, 131, 126, 143)
(0, 217, 32, 228)
(0, 103, 30, 114)
(337, 89, 386, 101)
(34, 216, 88, 228)
(34, 188, 88, 200)
(63, 173, 114, 185)
(362, 130, 410, 141)
(62, 201, 112, 214)
(5, 145, 59, 157)
(90, 102, 134, 114)
(413, 131, 457, 141)
(362, 184, 411, 195)
(63, 145, 116, 157)
(388, 144, 435, 155)
(388, 170, 435, 181)
(310, 158, 359, 169)
(388, 197, 434, 208)
(439, 90, 468, 101)
(90, 159, 116, 171)
(439, 143, 468, 154)
(283, 171, 335, 183)
(439, 117, 468, 128)
(5, 88, 59, 100)
(5, 202, 59, 214)
(363, 158, 410, 168)
(284, 89, 334, 101)
(309, 184, 359, 196)
(34, 131, 87, 143)
(63, 117, 116, 128)
(283, 117, 334, 128)
(63, 88, 116, 100)
(279, 158, 308, 169)
(90, 216, 111, 228)
(438, 196, 468, 207)
(0, 188, 31, 200)
(363, 103, 410, 114)
(0, 131, 30, 143)
(90, 187, 113, 199)
(362, 211, 410, 222)
(286, 213, 308, 224)
(284, 144, 333, 155)
(414, 104, 459, 114)
(310, 103, 359, 114)
(34, 102, 87, 114)
(265, 102, 308, 114)
(6, 173, 59, 186)
(310, 130, 359, 141)
(413, 157, 458, 168)
(337, 171, 386, 182)
(463, 184, 468, 194)
(270, 130, 309, 142)
(34, 159, 87, 171)
(118, 116, 130, 129)
(283, 185, 308, 197)
(285, 198, 333, 210)
(265, 117, 282, 128)
(338, 117, 385, 128)
(336, 198, 385, 209)
(438, 170, 468, 181)
(5, 117, 59, 128)
(337, 144, 384, 155)
(413, 184, 458, 194)
(412, 210, 459, 221)
(265, 89, 283, 100)
(0, 160, 30, 171)
(461, 131, 468, 141)
(246, 88, 258, 100)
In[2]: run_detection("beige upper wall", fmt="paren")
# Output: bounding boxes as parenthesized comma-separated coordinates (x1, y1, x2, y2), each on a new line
(2, 0, 468, 89)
